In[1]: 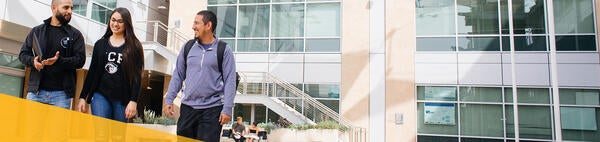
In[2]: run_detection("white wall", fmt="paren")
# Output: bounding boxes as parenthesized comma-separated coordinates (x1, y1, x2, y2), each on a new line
(236, 53, 341, 84)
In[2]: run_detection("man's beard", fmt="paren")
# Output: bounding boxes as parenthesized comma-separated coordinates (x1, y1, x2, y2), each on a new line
(55, 13, 71, 25)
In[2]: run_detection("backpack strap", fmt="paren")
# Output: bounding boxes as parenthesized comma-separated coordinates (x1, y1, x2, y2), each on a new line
(183, 39, 197, 69)
(217, 40, 227, 74)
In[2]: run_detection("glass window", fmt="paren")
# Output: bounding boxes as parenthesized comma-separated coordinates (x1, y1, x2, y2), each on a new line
(73, 0, 88, 16)
(273, 0, 304, 2)
(457, 0, 500, 35)
(417, 86, 457, 101)
(304, 84, 339, 98)
(418, 103, 458, 135)
(462, 138, 504, 142)
(416, 0, 456, 35)
(561, 107, 600, 141)
(418, 136, 458, 142)
(240, 0, 269, 3)
(272, 4, 304, 37)
(271, 39, 303, 52)
(267, 108, 282, 123)
(209, 6, 237, 38)
(417, 37, 457, 51)
(0, 53, 24, 70)
(506, 106, 553, 139)
(91, 3, 112, 24)
(306, 3, 340, 37)
(458, 37, 501, 51)
(460, 104, 504, 137)
(505, 88, 550, 104)
(556, 35, 597, 51)
(255, 105, 267, 124)
(317, 99, 339, 113)
(239, 5, 270, 37)
(554, 0, 595, 34)
(559, 89, 600, 105)
(459, 87, 502, 102)
(0, 74, 23, 98)
(220, 39, 236, 51)
(503, 0, 546, 34)
(306, 39, 340, 52)
(92, 0, 116, 8)
(502, 36, 547, 51)
(208, 0, 236, 5)
(238, 39, 268, 52)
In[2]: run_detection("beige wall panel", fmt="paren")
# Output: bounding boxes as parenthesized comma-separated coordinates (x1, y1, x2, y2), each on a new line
(386, 0, 417, 142)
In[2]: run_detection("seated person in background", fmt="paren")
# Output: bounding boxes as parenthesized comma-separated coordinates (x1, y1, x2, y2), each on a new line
(231, 117, 246, 142)
(244, 122, 260, 141)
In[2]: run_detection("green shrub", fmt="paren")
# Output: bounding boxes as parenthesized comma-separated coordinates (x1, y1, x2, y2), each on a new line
(133, 109, 176, 125)
(287, 121, 348, 132)
(257, 122, 278, 133)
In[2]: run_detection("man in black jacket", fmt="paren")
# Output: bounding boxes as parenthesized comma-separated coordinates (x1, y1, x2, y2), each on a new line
(18, 0, 85, 109)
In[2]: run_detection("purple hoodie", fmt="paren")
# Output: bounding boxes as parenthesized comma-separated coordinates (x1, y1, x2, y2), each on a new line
(165, 37, 236, 116)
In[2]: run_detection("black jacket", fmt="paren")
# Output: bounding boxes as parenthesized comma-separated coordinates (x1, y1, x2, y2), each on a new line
(18, 18, 86, 98)
(79, 38, 142, 104)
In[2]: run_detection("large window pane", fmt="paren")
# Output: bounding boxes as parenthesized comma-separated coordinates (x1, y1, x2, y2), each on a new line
(306, 3, 340, 37)
(271, 39, 303, 52)
(417, 86, 457, 101)
(220, 39, 236, 51)
(272, 4, 304, 37)
(505, 88, 550, 104)
(209, 6, 237, 38)
(0, 74, 23, 98)
(457, 0, 500, 34)
(0, 53, 24, 70)
(273, 0, 304, 2)
(317, 99, 339, 113)
(418, 103, 458, 135)
(554, 0, 595, 34)
(416, 0, 456, 35)
(462, 138, 504, 142)
(506, 106, 553, 139)
(559, 89, 600, 105)
(239, 5, 270, 37)
(238, 39, 268, 52)
(73, 0, 87, 16)
(556, 35, 596, 51)
(304, 84, 339, 98)
(460, 104, 504, 137)
(208, 0, 236, 5)
(561, 107, 600, 141)
(255, 105, 267, 124)
(93, 0, 116, 8)
(418, 136, 459, 142)
(306, 39, 340, 52)
(417, 37, 457, 51)
(502, 36, 547, 51)
(458, 37, 501, 51)
(240, 0, 269, 3)
(508, 0, 546, 34)
(460, 87, 502, 102)
(91, 4, 112, 24)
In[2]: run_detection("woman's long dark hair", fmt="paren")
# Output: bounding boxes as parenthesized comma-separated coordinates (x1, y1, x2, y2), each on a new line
(102, 7, 144, 86)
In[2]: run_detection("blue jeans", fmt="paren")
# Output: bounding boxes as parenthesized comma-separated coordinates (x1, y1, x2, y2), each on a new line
(91, 92, 127, 122)
(27, 90, 71, 109)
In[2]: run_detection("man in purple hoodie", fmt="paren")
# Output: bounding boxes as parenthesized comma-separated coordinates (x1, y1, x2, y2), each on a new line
(163, 10, 236, 142)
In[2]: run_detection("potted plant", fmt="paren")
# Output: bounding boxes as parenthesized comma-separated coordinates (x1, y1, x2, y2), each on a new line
(132, 109, 177, 134)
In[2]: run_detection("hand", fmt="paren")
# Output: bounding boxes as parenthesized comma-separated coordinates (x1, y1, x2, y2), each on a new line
(33, 56, 44, 71)
(76, 98, 87, 113)
(42, 51, 59, 66)
(163, 104, 175, 118)
(219, 113, 231, 125)
(125, 101, 137, 119)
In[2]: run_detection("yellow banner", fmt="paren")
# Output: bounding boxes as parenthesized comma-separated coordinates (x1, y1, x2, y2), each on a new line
(0, 94, 197, 142)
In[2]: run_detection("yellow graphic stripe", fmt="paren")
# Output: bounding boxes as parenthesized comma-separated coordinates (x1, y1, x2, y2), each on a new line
(0, 94, 198, 142)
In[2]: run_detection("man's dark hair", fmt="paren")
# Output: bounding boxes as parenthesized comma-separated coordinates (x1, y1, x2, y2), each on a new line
(197, 10, 217, 33)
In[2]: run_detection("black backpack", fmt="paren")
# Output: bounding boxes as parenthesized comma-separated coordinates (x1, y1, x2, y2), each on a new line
(183, 39, 240, 88)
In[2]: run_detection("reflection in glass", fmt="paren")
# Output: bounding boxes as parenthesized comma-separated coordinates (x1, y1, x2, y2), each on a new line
(559, 89, 600, 105)
(271, 39, 303, 52)
(556, 35, 597, 51)
(459, 87, 502, 102)
(304, 84, 339, 98)
(554, 0, 595, 34)
(240, 0, 269, 3)
(506, 106, 553, 139)
(306, 39, 340, 52)
(73, 0, 88, 16)
(238, 39, 268, 52)
(418, 136, 459, 142)
(505, 0, 546, 34)
(502, 36, 547, 51)
(306, 3, 341, 37)
(272, 4, 304, 37)
(505, 88, 550, 104)
(417, 86, 457, 101)
(417, 37, 457, 51)
(458, 37, 501, 51)
(460, 104, 504, 137)
(561, 107, 600, 141)
(317, 99, 339, 113)
(209, 6, 237, 38)
(91, 3, 112, 24)
(239, 5, 270, 37)
(208, 0, 236, 5)
(416, 0, 456, 35)
(220, 39, 235, 51)
(457, 0, 499, 34)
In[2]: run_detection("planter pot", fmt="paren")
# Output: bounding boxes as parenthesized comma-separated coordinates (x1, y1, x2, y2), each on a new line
(268, 129, 349, 142)
(133, 123, 177, 134)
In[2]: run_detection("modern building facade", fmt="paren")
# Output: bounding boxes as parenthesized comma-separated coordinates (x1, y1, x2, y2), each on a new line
(1, 0, 600, 142)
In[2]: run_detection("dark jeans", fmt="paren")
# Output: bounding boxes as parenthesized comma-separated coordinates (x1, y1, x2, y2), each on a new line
(177, 104, 223, 142)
